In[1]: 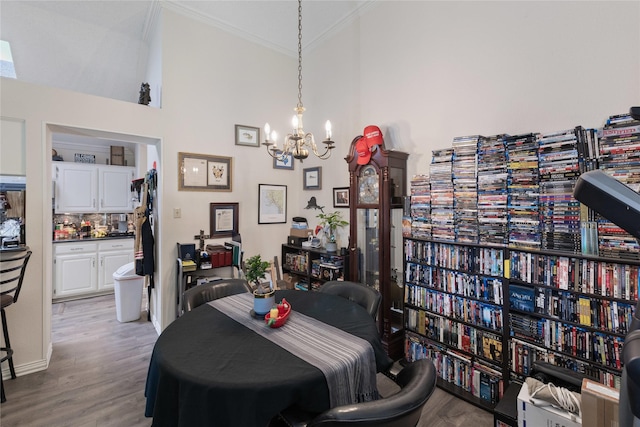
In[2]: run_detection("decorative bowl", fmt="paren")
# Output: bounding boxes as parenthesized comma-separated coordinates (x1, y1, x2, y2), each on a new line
(264, 298, 291, 328)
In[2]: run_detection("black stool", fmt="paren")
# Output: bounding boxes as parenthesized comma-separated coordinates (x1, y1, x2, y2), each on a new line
(0, 249, 31, 401)
(0, 347, 13, 403)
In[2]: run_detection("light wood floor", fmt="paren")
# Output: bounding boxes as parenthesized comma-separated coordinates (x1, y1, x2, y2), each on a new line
(0, 295, 493, 427)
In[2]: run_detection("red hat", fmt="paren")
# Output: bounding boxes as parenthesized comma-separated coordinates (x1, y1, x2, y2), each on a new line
(363, 125, 383, 148)
(356, 137, 371, 165)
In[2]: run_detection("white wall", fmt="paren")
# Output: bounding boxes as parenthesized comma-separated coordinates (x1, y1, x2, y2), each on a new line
(0, 78, 164, 375)
(1, 0, 638, 378)
(307, 1, 640, 180)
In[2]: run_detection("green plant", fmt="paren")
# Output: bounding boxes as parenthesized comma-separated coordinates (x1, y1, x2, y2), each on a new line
(317, 211, 348, 243)
(245, 254, 271, 293)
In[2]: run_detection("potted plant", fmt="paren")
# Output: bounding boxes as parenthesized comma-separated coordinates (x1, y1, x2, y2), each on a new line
(317, 211, 349, 252)
(245, 254, 274, 315)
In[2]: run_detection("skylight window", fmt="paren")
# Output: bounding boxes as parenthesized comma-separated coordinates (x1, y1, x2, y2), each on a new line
(0, 40, 16, 78)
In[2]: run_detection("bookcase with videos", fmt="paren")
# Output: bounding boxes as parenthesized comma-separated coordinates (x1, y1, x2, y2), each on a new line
(403, 238, 507, 411)
(507, 247, 640, 389)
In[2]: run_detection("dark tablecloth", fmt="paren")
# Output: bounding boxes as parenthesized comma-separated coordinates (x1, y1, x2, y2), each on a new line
(144, 289, 393, 427)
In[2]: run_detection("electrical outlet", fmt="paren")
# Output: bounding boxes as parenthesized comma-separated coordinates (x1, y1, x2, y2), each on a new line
(173, 208, 181, 218)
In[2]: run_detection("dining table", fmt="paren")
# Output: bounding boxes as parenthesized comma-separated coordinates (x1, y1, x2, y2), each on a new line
(144, 289, 393, 427)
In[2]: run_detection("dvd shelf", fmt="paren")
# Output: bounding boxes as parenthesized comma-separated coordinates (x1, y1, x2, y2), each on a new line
(507, 247, 639, 388)
(403, 238, 507, 411)
(404, 236, 639, 405)
(402, 112, 640, 416)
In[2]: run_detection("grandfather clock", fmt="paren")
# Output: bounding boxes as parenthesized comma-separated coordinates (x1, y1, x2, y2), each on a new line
(346, 132, 408, 360)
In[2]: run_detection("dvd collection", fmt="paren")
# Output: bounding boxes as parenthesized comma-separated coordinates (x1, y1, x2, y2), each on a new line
(509, 250, 639, 300)
(408, 112, 640, 258)
(509, 313, 624, 372)
(509, 337, 621, 389)
(405, 331, 504, 405)
(402, 113, 640, 407)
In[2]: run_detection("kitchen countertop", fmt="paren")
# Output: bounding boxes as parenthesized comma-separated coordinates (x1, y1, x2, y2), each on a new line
(53, 235, 134, 243)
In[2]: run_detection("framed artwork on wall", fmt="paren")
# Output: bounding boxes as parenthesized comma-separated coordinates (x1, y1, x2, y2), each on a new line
(235, 124, 260, 147)
(303, 166, 322, 190)
(273, 151, 294, 170)
(178, 152, 232, 191)
(333, 187, 349, 208)
(210, 202, 239, 238)
(258, 184, 287, 224)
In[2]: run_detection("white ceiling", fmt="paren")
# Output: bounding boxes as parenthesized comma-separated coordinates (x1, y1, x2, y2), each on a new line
(1, 0, 372, 148)
(0, 0, 373, 102)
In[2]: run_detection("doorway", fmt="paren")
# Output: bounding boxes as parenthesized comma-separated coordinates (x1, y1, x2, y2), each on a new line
(45, 123, 162, 343)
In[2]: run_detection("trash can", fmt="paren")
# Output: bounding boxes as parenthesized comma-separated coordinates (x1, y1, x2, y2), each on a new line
(113, 262, 144, 322)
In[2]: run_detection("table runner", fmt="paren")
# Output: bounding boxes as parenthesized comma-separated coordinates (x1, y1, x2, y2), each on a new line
(209, 293, 379, 407)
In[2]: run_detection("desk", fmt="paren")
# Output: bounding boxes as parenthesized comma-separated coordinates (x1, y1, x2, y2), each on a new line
(145, 290, 393, 427)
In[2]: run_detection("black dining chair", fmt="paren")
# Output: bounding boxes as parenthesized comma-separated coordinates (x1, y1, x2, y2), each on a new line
(276, 358, 437, 427)
(319, 281, 381, 320)
(0, 249, 31, 402)
(182, 278, 252, 312)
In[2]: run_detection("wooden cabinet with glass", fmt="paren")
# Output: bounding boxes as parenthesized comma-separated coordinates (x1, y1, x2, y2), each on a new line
(346, 134, 408, 360)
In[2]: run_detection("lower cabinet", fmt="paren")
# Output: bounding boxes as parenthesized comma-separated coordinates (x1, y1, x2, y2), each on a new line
(53, 239, 134, 300)
(98, 240, 135, 291)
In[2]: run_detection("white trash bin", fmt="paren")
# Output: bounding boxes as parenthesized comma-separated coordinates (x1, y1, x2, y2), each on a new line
(113, 262, 144, 322)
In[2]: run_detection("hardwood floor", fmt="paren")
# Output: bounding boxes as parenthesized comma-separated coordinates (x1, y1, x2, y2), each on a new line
(0, 295, 493, 427)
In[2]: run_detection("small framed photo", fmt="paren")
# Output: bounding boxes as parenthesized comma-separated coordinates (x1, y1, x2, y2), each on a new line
(303, 166, 322, 190)
(258, 184, 287, 224)
(333, 187, 349, 208)
(273, 151, 294, 170)
(210, 203, 239, 238)
(235, 124, 260, 147)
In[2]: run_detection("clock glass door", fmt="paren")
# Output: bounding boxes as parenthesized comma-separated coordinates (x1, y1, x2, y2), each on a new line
(356, 208, 380, 291)
(389, 208, 404, 333)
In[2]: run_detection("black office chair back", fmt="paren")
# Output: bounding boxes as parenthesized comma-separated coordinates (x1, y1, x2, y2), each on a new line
(0, 250, 32, 308)
(183, 278, 251, 312)
(319, 281, 381, 320)
(306, 358, 437, 427)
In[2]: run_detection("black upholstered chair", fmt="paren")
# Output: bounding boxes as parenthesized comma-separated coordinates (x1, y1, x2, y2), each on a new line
(319, 281, 381, 320)
(0, 249, 31, 403)
(182, 278, 252, 312)
(277, 358, 437, 427)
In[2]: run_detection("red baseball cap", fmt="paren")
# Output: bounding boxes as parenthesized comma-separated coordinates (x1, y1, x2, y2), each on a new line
(356, 137, 371, 165)
(363, 125, 383, 148)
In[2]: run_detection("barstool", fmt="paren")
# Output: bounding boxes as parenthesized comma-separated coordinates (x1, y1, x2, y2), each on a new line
(0, 347, 12, 403)
(0, 249, 31, 401)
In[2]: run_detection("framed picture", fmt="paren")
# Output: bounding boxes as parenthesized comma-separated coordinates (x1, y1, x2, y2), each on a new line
(178, 152, 232, 192)
(273, 151, 294, 170)
(258, 184, 287, 224)
(303, 166, 322, 190)
(210, 202, 239, 238)
(235, 124, 260, 147)
(333, 187, 349, 208)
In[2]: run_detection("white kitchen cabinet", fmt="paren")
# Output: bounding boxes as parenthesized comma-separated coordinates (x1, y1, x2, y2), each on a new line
(54, 163, 98, 213)
(54, 242, 98, 299)
(54, 163, 134, 213)
(98, 240, 134, 291)
(100, 166, 135, 212)
(54, 239, 134, 300)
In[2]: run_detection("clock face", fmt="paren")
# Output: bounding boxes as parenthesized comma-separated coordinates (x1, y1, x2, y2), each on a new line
(358, 165, 379, 204)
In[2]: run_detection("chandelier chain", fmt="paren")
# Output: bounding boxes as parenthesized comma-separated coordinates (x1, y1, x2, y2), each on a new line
(297, 0, 303, 109)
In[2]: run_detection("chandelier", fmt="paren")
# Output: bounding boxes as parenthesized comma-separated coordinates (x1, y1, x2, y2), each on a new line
(263, 0, 335, 162)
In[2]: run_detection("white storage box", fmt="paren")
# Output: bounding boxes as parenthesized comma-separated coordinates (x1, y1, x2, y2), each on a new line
(112, 262, 144, 322)
(517, 381, 581, 427)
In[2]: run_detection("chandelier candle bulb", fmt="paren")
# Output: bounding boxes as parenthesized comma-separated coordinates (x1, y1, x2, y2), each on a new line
(325, 120, 332, 139)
